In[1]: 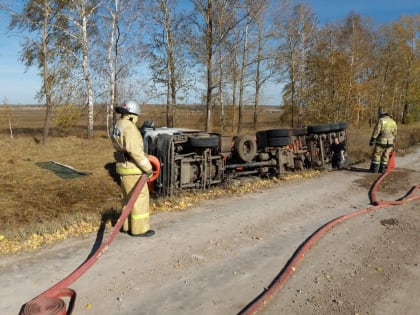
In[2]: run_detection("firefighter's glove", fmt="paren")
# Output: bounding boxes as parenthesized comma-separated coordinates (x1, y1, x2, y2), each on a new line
(369, 138, 375, 146)
(146, 170, 154, 179)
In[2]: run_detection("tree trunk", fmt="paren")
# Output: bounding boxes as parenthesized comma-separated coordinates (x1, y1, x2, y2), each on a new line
(205, 0, 213, 132)
(164, 0, 176, 128)
(41, 0, 51, 145)
(81, 10, 94, 139)
(106, 6, 117, 137)
(238, 18, 249, 134)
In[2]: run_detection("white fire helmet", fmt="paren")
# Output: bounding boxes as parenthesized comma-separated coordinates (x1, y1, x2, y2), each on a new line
(116, 100, 141, 116)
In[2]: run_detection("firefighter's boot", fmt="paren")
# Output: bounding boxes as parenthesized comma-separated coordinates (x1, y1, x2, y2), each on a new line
(370, 162, 379, 173)
(379, 163, 387, 173)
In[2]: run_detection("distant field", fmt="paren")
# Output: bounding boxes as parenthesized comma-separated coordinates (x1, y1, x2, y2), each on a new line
(0, 104, 284, 137)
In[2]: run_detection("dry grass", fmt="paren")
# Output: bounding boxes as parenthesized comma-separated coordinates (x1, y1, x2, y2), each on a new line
(1, 106, 419, 255)
(346, 122, 420, 163)
(0, 136, 120, 249)
(0, 134, 317, 254)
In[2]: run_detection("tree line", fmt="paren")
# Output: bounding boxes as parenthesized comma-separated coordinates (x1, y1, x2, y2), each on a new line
(1, 0, 419, 143)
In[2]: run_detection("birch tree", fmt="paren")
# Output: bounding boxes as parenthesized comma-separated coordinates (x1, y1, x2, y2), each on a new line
(336, 13, 375, 124)
(388, 16, 420, 123)
(95, 0, 146, 135)
(237, 9, 250, 133)
(55, 0, 100, 139)
(244, 0, 274, 128)
(8, 0, 70, 144)
(99, 0, 120, 134)
(148, 0, 186, 127)
(307, 24, 344, 123)
(213, 1, 242, 132)
(187, 0, 244, 131)
(275, 3, 317, 127)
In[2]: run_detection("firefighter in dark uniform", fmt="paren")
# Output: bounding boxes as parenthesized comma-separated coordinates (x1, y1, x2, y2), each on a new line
(330, 136, 346, 170)
(111, 100, 155, 237)
(369, 111, 397, 173)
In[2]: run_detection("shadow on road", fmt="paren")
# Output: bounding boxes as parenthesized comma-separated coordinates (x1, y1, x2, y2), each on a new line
(348, 166, 370, 173)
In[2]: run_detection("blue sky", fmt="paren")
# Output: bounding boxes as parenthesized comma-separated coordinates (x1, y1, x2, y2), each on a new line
(304, 0, 418, 23)
(0, 0, 418, 105)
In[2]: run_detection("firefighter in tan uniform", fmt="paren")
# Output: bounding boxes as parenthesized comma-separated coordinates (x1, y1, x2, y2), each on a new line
(369, 111, 397, 173)
(112, 100, 155, 237)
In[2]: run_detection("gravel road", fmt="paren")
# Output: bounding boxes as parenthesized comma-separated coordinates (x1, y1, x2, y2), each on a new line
(1, 147, 419, 315)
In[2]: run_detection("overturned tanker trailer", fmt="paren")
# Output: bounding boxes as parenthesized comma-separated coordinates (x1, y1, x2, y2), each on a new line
(140, 121, 348, 197)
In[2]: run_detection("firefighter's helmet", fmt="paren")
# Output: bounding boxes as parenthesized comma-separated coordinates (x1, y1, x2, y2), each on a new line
(378, 110, 389, 118)
(116, 100, 141, 116)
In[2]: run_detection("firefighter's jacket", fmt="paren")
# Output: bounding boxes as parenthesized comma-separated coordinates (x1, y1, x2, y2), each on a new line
(112, 115, 153, 176)
(371, 115, 397, 146)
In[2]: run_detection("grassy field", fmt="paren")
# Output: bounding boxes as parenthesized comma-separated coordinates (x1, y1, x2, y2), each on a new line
(0, 104, 284, 136)
(1, 105, 419, 255)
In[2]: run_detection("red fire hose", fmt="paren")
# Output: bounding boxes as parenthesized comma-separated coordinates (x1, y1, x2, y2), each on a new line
(240, 157, 420, 315)
(20, 155, 159, 315)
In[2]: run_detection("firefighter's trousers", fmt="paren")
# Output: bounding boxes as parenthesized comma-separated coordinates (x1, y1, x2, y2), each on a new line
(371, 144, 393, 167)
(120, 174, 150, 235)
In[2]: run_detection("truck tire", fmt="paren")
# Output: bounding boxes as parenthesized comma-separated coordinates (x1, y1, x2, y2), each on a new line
(266, 128, 292, 137)
(234, 135, 257, 162)
(188, 134, 219, 148)
(267, 136, 291, 147)
(307, 123, 331, 134)
(339, 122, 348, 130)
(256, 130, 267, 149)
(292, 127, 308, 136)
(328, 123, 341, 131)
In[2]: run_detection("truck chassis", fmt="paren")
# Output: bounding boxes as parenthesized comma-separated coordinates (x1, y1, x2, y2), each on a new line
(141, 122, 348, 196)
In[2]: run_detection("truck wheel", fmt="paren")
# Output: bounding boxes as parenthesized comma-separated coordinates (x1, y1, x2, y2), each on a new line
(328, 123, 341, 131)
(267, 136, 291, 147)
(307, 123, 331, 134)
(291, 127, 308, 136)
(188, 134, 219, 148)
(235, 135, 257, 162)
(256, 130, 267, 149)
(339, 122, 348, 130)
(266, 128, 292, 137)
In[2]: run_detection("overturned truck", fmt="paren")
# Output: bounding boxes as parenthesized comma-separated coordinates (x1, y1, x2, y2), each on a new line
(141, 122, 348, 196)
